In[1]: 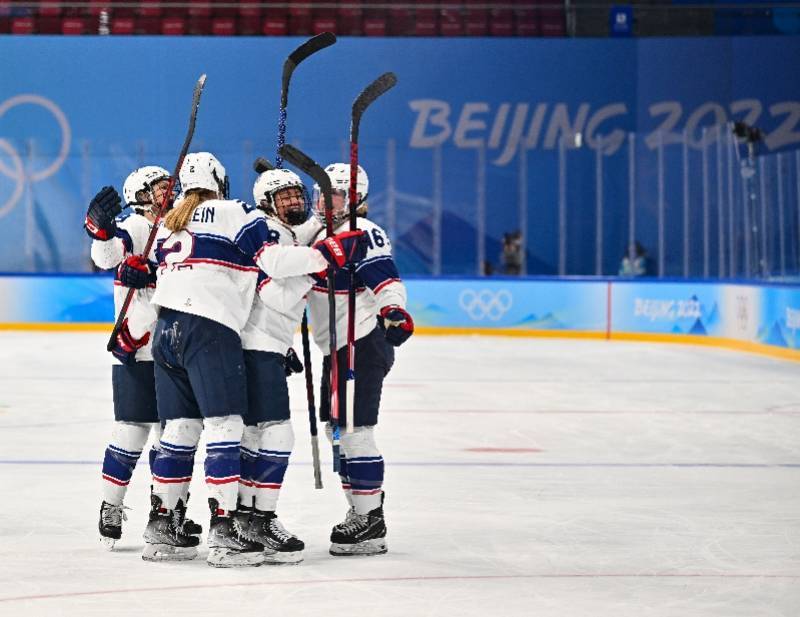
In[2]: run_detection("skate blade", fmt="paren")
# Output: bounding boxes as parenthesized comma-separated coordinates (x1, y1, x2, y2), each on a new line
(207, 547, 266, 568)
(263, 549, 304, 565)
(100, 537, 117, 551)
(330, 538, 388, 556)
(142, 543, 198, 562)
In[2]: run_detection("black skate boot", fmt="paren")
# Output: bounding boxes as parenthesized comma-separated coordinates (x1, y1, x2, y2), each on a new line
(98, 501, 128, 550)
(206, 498, 266, 568)
(174, 494, 203, 536)
(329, 495, 387, 557)
(330, 505, 358, 536)
(234, 497, 254, 530)
(142, 494, 199, 562)
(249, 510, 305, 564)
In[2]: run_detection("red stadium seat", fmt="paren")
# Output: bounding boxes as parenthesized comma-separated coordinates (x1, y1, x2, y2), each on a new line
(11, 16, 35, 34)
(39, 1, 61, 17)
(139, 0, 161, 18)
(211, 17, 236, 36)
(136, 16, 161, 34)
(161, 15, 185, 35)
(387, 7, 412, 35)
(516, 5, 540, 36)
(414, 9, 438, 36)
(440, 7, 464, 36)
(363, 13, 387, 36)
(262, 11, 288, 36)
(61, 16, 86, 34)
(489, 9, 514, 36)
(312, 15, 337, 34)
(188, 1, 211, 18)
(239, 1, 261, 20)
(187, 16, 211, 34)
(38, 15, 60, 33)
(465, 9, 488, 36)
(111, 16, 134, 34)
(539, 8, 565, 36)
(239, 15, 261, 35)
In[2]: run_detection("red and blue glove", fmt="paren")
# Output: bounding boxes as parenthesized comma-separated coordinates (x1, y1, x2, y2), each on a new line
(84, 186, 122, 241)
(111, 319, 150, 365)
(379, 306, 414, 347)
(313, 230, 368, 273)
(118, 255, 156, 289)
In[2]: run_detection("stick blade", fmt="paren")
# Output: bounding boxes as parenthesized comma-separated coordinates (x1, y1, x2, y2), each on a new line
(281, 32, 337, 107)
(253, 157, 275, 173)
(351, 72, 397, 141)
(279, 144, 331, 194)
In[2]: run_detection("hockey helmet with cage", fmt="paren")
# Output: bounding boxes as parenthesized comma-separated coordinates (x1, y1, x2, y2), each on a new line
(178, 152, 229, 198)
(252, 168, 309, 226)
(312, 163, 368, 225)
(123, 166, 170, 212)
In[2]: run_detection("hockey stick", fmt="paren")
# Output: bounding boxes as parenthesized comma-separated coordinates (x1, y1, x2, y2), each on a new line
(344, 72, 398, 434)
(253, 157, 275, 173)
(279, 143, 342, 474)
(273, 32, 335, 486)
(107, 74, 207, 352)
(275, 32, 336, 169)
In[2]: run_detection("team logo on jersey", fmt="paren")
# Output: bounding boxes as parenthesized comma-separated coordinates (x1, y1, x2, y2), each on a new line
(0, 94, 71, 218)
(458, 288, 513, 321)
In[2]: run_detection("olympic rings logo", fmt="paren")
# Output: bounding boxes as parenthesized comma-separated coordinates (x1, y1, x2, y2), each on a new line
(458, 288, 513, 321)
(0, 94, 71, 218)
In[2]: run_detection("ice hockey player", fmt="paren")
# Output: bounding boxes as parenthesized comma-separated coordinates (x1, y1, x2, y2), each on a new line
(86, 166, 201, 550)
(234, 167, 314, 564)
(118, 152, 367, 566)
(302, 163, 415, 556)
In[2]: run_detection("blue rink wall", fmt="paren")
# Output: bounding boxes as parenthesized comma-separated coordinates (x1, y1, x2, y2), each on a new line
(1, 36, 800, 276)
(1, 274, 798, 361)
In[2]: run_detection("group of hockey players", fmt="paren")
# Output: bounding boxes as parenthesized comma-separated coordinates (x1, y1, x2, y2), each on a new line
(85, 152, 414, 567)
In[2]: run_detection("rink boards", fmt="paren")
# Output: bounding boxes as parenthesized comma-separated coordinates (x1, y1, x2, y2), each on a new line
(0, 274, 797, 361)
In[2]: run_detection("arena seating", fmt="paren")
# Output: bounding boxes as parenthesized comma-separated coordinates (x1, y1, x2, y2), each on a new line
(1, 1, 567, 37)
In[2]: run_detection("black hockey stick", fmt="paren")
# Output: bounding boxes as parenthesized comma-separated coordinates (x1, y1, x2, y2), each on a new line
(275, 32, 336, 169)
(343, 72, 398, 433)
(279, 143, 342, 474)
(253, 157, 275, 173)
(273, 32, 336, 486)
(107, 74, 207, 352)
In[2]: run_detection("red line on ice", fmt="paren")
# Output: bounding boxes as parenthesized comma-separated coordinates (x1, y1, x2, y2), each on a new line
(1, 574, 798, 604)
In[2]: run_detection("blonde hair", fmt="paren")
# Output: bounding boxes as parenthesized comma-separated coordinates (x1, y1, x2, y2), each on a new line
(164, 189, 216, 232)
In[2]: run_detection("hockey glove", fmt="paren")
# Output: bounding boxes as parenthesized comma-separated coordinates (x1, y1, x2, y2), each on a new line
(85, 186, 122, 241)
(118, 255, 156, 289)
(284, 347, 304, 377)
(313, 230, 368, 272)
(110, 319, 150, 365)
(379, 306, 414, 347)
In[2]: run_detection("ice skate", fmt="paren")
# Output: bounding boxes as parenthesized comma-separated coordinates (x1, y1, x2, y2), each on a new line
(98, 501, 128, 550)
(206, 499, 266, 568)
(142, 495, 199, 562)
(173, 494, 203, 536)
(330, 505, 358, 536)
(329, 503, 387, 557)
(248, 510, 304, 564)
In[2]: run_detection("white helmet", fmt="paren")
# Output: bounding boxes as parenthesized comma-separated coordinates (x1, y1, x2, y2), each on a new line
(122, 165, 170, 211)
(179, 152, 228, 198)
(253, 168, 308, 226)
(312, 163, 368, 224)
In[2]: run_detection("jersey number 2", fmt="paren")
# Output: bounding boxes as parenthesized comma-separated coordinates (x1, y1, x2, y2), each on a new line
(161, 231, 194, 270)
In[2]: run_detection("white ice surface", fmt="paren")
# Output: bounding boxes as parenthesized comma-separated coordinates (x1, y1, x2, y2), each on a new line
(0, 332, 798, 616)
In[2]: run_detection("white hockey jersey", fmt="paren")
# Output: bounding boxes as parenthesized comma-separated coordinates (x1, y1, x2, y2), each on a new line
(303, 217, 407, 353)
(241, 217, 312, 355)
(90, 211, 157, 363)
(150, 199, 327, 334)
